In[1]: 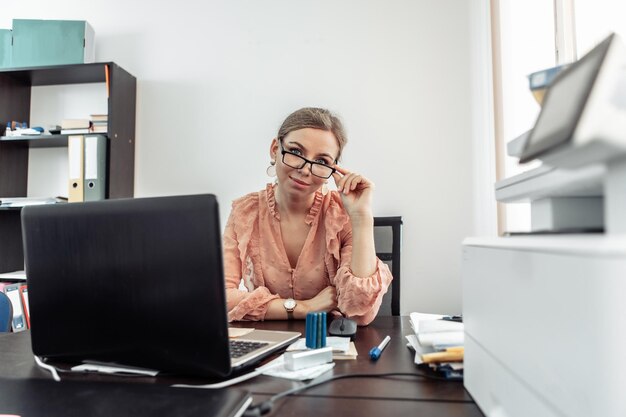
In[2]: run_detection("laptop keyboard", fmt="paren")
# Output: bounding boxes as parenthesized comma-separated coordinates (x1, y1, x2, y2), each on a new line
(229, 340, 269, 359)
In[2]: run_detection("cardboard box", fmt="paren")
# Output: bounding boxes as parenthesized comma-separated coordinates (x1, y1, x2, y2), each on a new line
(0, 29, 11, 68)
(11, 19, 94, 68)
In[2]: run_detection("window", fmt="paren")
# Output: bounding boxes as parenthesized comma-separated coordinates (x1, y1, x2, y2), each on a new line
(492, 0, 623, 233)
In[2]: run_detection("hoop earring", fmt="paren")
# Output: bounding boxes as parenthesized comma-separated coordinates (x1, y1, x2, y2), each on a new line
(266, 160, 276, 177)
(321, 181, 329, 196)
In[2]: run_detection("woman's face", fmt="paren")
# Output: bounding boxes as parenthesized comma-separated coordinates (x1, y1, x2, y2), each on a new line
(270, 128, 340, 197)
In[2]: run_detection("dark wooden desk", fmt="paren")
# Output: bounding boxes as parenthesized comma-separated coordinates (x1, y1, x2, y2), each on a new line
(0, 316, 484, 416)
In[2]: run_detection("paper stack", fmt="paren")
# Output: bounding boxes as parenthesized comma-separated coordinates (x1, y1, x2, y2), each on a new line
(406, 312, 464, 380)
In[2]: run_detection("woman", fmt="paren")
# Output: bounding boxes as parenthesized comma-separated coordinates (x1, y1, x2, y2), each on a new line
(224, 107, 392, 326)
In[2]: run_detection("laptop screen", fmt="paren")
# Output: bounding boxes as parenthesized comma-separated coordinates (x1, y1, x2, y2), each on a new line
(22, 194, 232, 377)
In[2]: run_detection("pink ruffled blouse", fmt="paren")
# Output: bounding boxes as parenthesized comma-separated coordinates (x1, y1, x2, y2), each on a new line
(224, 184, 393, 326)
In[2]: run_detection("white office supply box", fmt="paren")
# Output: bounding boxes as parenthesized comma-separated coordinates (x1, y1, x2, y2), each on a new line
(462, 235, 626, 417)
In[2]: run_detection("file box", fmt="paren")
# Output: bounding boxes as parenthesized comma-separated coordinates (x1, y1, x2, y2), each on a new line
(0, 29, 11, 68)
(11, 19, 94, 68)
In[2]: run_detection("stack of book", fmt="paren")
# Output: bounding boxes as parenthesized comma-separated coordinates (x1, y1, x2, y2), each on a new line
(407, 312, 464, 380)
(90, 114, 108, 133)
(0, 271, 29, 332)
(61, 119, 91, 135)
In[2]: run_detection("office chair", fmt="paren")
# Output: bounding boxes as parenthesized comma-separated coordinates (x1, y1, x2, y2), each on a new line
(0, 291, 13, 332)
(373, 216, 402, 316)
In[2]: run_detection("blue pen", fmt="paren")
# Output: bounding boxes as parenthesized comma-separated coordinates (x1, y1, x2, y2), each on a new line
(369, 335, 391, 361)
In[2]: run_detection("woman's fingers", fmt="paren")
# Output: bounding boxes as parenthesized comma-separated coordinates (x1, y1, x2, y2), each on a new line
(349, 174, 363, 191)
(333, 165, 350, 175)
(332, 165, 372, 194)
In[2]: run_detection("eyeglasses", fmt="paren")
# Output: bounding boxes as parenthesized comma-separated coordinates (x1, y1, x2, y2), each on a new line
(279, 141, 336, 179)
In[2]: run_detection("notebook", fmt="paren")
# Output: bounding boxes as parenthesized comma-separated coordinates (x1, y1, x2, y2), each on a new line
(0, 377, 252, 417)
(21, 194, 300, 377)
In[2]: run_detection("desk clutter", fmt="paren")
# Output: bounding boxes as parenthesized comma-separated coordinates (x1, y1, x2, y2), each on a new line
(253, 336, 355, 381)
(3, 115, 108, 137)
(0, 130, 107, 204)
(406, 312, 464, 380)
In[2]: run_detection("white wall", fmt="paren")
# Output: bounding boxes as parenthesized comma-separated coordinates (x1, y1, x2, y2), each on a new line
(1, 0, 495, 315)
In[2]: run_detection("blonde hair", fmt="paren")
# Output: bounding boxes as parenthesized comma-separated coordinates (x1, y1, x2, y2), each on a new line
(277, 107, 347, 161)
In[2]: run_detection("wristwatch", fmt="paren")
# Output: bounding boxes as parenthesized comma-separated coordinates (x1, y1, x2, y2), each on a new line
(283, 298, 297, 320)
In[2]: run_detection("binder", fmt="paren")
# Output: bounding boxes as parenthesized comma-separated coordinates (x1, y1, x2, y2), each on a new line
(68, 135, 84, 202)
(19, 285, 29, 329)
(84, 135, 107, 201)
(3, 283, 26, 332)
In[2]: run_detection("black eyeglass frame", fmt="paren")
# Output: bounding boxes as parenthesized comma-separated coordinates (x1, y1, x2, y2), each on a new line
(278, 140, 337, 179)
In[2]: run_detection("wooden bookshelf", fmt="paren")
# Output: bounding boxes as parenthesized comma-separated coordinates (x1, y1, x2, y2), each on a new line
(0, 62, 136, 272)
(0, 134, 69, 148)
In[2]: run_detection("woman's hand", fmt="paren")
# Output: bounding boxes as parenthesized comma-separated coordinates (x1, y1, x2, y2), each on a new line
(298, 286, 338, 315)
(331, 165, 374, 219)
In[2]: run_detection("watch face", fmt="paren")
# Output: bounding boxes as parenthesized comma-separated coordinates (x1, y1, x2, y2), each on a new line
(284, 299, 296, 310)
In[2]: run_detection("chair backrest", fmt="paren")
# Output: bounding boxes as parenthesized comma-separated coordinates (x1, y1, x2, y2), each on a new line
(0, 291, 13, 332)
(373, 216, 402, 316)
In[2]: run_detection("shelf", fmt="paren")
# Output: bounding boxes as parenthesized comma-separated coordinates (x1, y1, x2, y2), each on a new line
(0, 62, 112, 86)
(0, 61, 136, 273)
(0, 134, 71, 148)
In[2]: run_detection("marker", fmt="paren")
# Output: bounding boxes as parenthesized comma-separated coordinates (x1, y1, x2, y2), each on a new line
(369, 335, 391, 361)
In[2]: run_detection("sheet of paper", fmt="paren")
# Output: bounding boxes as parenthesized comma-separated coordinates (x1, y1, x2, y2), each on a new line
(417, 331, 464, 347)
(258, 355, 335, 381)
(332, 341, 358, 360)
(409, 312, 445, 333)
(418, 319, 463, 334)
(406, 334, 435, 364)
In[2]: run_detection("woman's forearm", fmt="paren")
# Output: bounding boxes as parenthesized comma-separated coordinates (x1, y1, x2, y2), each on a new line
(264, 298, 310, 320)
(349, 214, 377, 277)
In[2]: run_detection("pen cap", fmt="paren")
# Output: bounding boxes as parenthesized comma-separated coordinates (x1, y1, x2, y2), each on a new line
(369, 347, 381, 361)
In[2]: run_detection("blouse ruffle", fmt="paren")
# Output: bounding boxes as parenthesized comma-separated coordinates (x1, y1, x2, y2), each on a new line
(266, 183, 323, 225)
(227, 286, 279, 322)
(230, 193, 265, 287)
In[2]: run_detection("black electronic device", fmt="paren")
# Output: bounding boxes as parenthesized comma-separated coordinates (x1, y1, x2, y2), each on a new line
(21, 194, 298, 378)
(328, 317, 357, 340)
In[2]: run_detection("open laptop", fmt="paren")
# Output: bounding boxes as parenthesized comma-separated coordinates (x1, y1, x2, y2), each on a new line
(21, 194, 299, 378)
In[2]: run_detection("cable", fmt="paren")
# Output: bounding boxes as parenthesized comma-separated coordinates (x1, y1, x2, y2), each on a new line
(172, 369, 263, 389)
(34, 356, 61, 382)
(242, 371, 455, 416)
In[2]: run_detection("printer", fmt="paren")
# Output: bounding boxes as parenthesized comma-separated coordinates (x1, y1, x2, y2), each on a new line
(463, 33, 626, 417)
